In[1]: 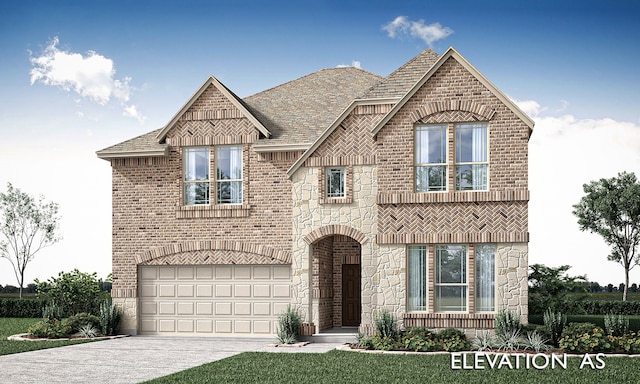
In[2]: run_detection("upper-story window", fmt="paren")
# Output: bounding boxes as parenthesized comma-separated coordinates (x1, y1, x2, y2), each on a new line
(216, 146, 243, 204)
(184, 147, 210, 205)
(326, 167, 345, 198)
(415, 125, 446, 192)
(455, 123, 488, 191)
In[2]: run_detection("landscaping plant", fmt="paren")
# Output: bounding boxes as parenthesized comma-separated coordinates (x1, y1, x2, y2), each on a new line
(543, 308, 566, 346)
(374, 309, 398, 340)
(99, 298, 123, 336)
(276, 305, 301, 344)
(604, 313, 630, 337)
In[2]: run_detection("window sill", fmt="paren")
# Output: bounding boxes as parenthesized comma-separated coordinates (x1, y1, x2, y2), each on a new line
(319, 197, 353, 205)
(404, 312, 495, 329)
(176, 204, 250, 218)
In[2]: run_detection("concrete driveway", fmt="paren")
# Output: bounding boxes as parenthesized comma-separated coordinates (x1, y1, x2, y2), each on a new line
(0, 336, 343, 384)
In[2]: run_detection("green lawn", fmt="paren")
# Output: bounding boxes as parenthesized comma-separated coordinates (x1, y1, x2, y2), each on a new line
(143, 350, 640, 384)
(0, 318, 92, 356)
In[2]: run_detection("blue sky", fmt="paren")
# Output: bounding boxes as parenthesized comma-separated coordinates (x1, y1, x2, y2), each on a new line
(1, 0, 639, 287)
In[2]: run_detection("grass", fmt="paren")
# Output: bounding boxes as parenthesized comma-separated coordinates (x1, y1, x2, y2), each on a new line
(0, 318, 92, 356)
(144, 350, 640, 384)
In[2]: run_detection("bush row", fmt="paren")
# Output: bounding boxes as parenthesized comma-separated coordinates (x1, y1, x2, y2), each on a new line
(559, 322, 640, 354)
(0, 298, 46, 318)
(580, 300, 640, 315)
(530, 314, 640, 332)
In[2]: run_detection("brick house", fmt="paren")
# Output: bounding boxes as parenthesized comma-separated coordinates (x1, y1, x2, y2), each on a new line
(97, 47, 533, 337)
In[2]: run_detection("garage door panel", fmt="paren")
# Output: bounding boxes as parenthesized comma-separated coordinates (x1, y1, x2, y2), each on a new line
(215, 284, 232, 297)
(235, 302, 251, 315)
(139, 265, 291, 336)
(215, 302, 232, 315)
(158, 285, 175, 297)
(177, 284, 194, 297)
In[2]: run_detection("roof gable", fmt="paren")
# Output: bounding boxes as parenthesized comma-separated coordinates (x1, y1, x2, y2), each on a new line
(371, 47, 535, 136)
(155, 75, 270, 142)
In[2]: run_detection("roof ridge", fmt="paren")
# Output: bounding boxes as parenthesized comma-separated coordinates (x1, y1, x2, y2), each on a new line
(244, 66, 382, 101)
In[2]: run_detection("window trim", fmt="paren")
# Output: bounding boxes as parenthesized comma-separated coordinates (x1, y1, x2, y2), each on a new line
(415, 124, 448, 193)
(434, 244, 467, 313)
(454, 122, 489, 191)
(183, 147, 210, 205)
(326, 167, 346, 198)
(215, 145, 243, 205)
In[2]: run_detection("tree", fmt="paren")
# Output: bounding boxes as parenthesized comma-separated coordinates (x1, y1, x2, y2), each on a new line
(572, 172, 640, 301)
(528, 263, 587, 314)
(0, 183, 61, 298)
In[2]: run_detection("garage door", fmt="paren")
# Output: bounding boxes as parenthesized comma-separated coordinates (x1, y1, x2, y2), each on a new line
(138, 265, 291, 336)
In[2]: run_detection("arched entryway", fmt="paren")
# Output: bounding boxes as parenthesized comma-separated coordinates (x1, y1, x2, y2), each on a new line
(310, 234, 362, 331)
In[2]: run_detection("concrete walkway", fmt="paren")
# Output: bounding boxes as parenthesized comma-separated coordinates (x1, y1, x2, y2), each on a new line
(0, 336, 344, 384)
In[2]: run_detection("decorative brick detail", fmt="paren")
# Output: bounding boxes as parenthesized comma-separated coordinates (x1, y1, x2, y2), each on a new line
(404, 313, 495, 329)
(377, 201, 528, 244)
(135, 240, 292, 265)
(303, 225, 368, 245)
(377, 190, 529, 204)
(141, 249, 288, 265)
(111, 157, 168, 167)
(176, 204, 251, 219)
(410, 100, 496, 123)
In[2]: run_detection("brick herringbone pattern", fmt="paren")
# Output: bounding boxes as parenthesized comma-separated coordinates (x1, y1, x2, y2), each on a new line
(304, 111, 385, 167)
(167, 119, 259, 146)
(141, 249, 287, 265)
(377, 201, 528, 243)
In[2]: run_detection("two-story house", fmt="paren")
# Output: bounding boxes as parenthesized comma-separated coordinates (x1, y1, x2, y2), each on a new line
(97, 47, 533, 337)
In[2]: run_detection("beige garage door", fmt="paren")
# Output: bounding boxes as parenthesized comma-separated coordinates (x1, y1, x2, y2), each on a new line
(138, 265, 291, 336)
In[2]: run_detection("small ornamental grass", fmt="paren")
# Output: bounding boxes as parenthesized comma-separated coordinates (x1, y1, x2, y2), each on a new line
(276, 305, 301, 344)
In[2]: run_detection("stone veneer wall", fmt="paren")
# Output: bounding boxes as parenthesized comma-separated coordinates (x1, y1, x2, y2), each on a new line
(291, 165, 379, 331)
(496, 242, 528, 324)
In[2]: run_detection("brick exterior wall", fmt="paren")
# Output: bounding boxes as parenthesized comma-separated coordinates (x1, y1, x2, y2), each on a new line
(110, 89, 298, 300)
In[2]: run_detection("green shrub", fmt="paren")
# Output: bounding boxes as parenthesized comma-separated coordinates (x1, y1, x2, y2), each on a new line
(0, 297, 46, 317)
(374, 309, 399, 340)
(495, 308, 521, 339)
(99, 298, 123, 336)
(471, 331, 495, 351)
(604, 313, 630, 336)
(544, 309, 566, 347)
(66, 312, 101, 333)
(559, 323, 612, 353)
(401, 327, 438, 352)
(35, 269, 102, 317)
(581, 300, 640, 315)
(276, 305, 301, 344)
(523, 330, 550, 352)
(76, 324, 99, 338)
(610, 332, 640, 354)
(436, 328, 471, 352)
(27, 318, 71, 339)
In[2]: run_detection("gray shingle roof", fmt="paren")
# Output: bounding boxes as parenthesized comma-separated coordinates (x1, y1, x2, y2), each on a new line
(362, 48, 440, 99)
(245, 67, 382, 146)
(97, 128, 167, 158)
(97, 49, 440, 158)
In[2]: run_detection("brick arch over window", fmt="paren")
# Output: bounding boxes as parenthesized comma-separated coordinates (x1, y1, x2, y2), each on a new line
(410, 100, 496, 123)
(135, 240, 292, 265)
(303, 225, 368, 245)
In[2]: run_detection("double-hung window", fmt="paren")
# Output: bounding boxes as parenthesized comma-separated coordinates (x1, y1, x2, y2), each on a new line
(184, 147, 210, 205)
(415, 125, 447, 192)
(435, 245, 467, 312)
(326, 167, 345, 198)
(216, 146, 242, 204)
(455, 123, 488, 190)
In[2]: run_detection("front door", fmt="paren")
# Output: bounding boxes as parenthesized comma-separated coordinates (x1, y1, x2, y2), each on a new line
(342, 264, 361, 326)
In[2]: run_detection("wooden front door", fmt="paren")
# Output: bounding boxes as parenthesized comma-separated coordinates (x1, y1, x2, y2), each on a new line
(342, 264, 361, 326)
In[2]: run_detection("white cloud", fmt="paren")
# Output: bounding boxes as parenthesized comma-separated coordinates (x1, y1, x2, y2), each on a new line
(29, 37, 145, 123)
(528, 110, 640, 284)
(383, 16, 453, 47)
(513, 98, 545, 118)
(123, 104, 146, 124)
(336, 60, 361, 69)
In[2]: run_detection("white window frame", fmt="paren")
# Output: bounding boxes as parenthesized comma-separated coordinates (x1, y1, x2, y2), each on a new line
(183, 147, 210, 205)
(475, 244, 496, 312)
(455, 122, 488, 191)
(215, 145, 243, 205)
(326, 167, 346, 198)
(435, 245, 467, 312)
(407, 245, 427, 311)
(415, 124, 447, 192)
